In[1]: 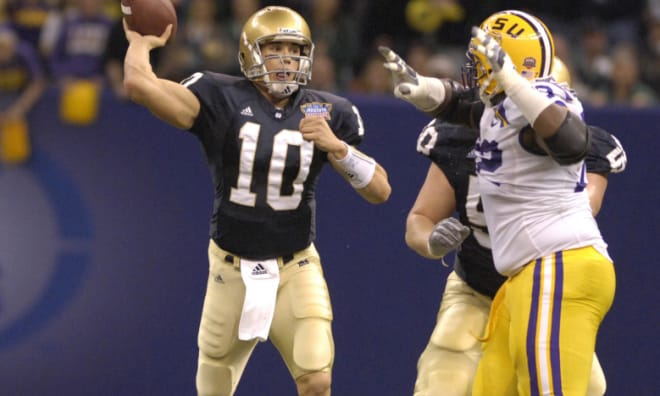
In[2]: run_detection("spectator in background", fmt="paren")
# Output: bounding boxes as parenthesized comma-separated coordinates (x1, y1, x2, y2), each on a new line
(599, 43, 658, 107)
(157, 0, 228, 81)
(349, 52, 393, 94)
(0, 24, 46, 163)
(572, 18, 613, 105)
(405, 0, 485, 47)
(308, 47, 338, 92)
(575, 0, 644, 44)
(306, 0, 360, 91)
(404, 42, 434, 76)
(48, 0, 112, 82)
(214, 0, 261, 75)
(4, 0, 53, 53)
(48, 0, 113, 125)
(0, 23, 45, 118)
(639, 11, 660, 96)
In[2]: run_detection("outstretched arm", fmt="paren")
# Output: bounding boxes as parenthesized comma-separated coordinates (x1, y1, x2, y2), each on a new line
(122, 22, 199, 130)
(379, 46, 481, 127)
(379, 46, 451, 113)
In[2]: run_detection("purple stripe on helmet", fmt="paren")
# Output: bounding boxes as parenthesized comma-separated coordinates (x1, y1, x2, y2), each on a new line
(508, 10, 554, 77)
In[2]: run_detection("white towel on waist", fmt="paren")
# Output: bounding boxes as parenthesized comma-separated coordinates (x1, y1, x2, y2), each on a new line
(238, 258, 280, 342)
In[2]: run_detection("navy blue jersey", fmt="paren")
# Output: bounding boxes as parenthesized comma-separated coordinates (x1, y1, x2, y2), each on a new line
(417, 120, 626, 298)
(183, 71, 364, 259)
(586, 126, 627, 175)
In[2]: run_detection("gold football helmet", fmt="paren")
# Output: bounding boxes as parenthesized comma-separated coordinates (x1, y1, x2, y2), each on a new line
(238, 6, 314, 98)
(466, 10, 555, 103)
(551, 56, 571, 86)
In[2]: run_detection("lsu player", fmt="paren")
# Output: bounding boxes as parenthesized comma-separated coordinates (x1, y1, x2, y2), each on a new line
(381, 9, 618, 396)
(382, 47, 626, 395)
(122, 6, 391, 396)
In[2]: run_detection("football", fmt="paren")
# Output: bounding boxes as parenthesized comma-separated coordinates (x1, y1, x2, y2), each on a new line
(121, 0, 177, 41)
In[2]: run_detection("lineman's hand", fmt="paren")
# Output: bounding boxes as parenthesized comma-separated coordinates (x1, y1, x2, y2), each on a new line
(378, 46, 447, 112)
(469, 27, 516, 79)
(427, 217, 471, 258)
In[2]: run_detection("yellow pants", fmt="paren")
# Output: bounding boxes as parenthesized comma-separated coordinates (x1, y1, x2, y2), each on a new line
(472, 246, 615, 396)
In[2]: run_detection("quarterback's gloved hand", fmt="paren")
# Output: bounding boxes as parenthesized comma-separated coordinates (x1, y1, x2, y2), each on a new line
(378, 46, 447, 112)
(427, 217, 471, 258)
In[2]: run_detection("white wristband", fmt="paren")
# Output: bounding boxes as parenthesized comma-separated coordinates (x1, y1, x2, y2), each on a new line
(416, 76, 447, 112)
(334, 142, 376, 189)
(494, 69, 554, 125)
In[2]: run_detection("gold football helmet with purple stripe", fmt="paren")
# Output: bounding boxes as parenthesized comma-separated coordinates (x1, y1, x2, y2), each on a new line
(465, 10, 555, 104)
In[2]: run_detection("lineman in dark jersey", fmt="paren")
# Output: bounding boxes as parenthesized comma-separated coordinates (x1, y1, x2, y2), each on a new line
(122, 6, 391, 396)
(405, 118, 625, 396)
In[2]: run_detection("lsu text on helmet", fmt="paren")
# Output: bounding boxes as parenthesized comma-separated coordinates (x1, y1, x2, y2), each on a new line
(465, 10, 555, 104)
(239, 6, 314, 98)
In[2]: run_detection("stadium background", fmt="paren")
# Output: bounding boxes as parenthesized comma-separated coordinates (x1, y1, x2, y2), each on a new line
(0, 90, 657, 395)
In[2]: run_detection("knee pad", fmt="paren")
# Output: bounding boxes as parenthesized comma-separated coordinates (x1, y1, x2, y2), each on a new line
(415, 346, 478, 396)
(289, 266, 333, 320)
(426, 369, 471, 396)
(196, 361, 234, 396)
(296, 371, 332, 395)
(293, 319, 333, 371)
(431, 302, 488, 352)
(198, 313, 236, 358)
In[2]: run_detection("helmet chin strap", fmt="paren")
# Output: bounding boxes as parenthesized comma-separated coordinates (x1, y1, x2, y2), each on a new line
(479, 73, 501, 107)
(264, 75, 299, 98)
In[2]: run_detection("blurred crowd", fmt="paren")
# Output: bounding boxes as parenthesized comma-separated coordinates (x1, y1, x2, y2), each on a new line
(0, 0, 659, 163)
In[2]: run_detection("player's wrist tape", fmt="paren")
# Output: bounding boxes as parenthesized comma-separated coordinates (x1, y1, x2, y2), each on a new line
(334, 142, 376, 189)
(495, 69, 553, 125)
(417, 76, 447, 112)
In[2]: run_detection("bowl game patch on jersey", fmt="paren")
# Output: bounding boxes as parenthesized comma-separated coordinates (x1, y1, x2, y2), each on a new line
(301, 102, 332, 119)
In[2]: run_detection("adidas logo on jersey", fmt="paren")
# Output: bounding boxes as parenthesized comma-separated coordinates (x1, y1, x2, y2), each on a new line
(251, 263, 268, 276)
(240, 106, 254, 117)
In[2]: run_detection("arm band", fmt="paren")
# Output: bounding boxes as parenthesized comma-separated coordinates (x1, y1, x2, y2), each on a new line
(334, 142, 377, 189)
(543, 111, 591, 165)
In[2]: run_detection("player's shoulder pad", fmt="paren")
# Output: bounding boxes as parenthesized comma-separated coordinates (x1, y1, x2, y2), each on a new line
(531, 78, 581, 107)
(180, 71, 242, 89)
(181, 71, 251, 110)
(417, 119, 477, 165)
(586, 125, 628, 174)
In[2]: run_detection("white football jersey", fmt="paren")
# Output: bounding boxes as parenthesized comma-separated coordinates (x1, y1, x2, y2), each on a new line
(475, 79, 610, 275)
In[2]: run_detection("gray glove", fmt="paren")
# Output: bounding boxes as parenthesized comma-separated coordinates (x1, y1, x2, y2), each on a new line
(378, 46, 447, 112)
(469, 26, 514, 75)
(427, 217, 471, 258)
